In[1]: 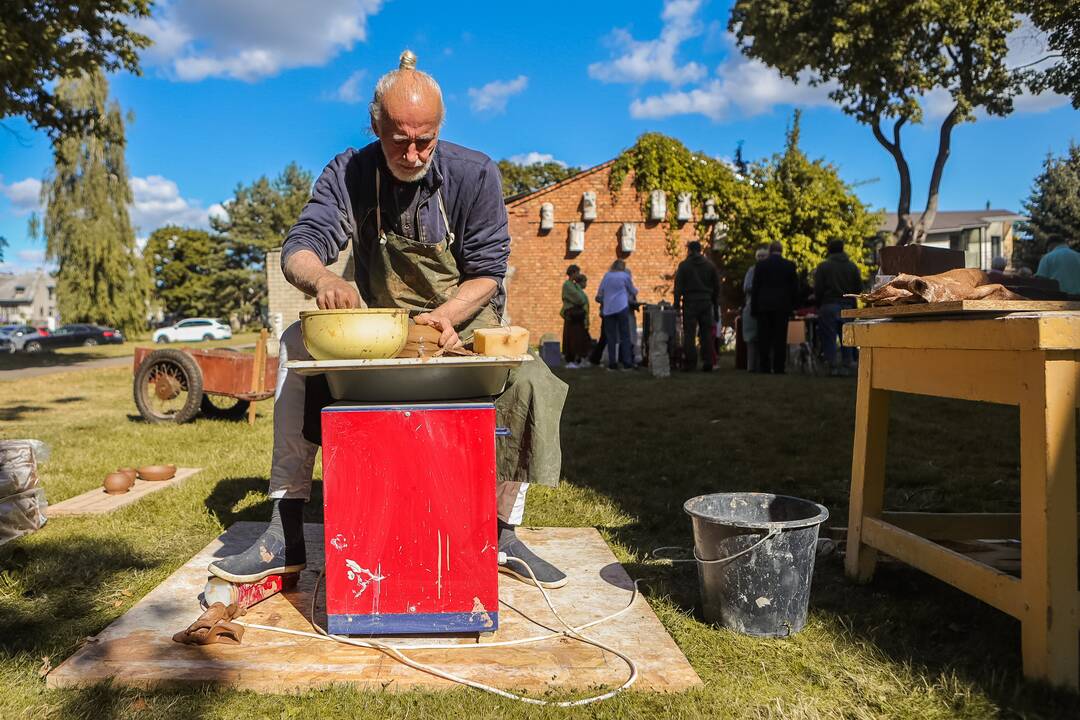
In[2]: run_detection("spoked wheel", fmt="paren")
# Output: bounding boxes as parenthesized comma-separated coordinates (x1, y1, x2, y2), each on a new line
(133, 349, 204, 423)
(200, 393, 251, 420)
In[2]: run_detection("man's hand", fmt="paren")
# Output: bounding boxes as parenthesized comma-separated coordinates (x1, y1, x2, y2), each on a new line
(315, 275, 362, 310)
(414, 312, 462, 349)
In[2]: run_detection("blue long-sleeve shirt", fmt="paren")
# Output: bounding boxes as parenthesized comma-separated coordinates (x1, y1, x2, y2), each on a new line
(281, 140, 511, 311)
(595, 270, 638, 316)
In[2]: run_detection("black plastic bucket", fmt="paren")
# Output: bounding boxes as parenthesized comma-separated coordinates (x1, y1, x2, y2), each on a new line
(684, 492, 829, 638)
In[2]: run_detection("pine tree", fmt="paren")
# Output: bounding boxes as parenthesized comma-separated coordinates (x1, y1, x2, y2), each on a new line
(40, 69, 147, 334)
(1016, 143, 1080, 270)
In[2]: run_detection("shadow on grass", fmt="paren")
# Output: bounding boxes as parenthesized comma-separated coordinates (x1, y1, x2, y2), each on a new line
(203, 476, 325, 529)
(0, 404, 49, 421)
(0, 351, 109, 372)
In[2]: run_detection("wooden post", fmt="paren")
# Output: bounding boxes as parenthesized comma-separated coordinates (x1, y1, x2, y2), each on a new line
(845, 347, 891, 583)
(1018, 352, 1079, 688)
(249, 328, 268, 427)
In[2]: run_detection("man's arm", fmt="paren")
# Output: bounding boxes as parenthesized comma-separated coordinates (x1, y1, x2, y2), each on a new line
(673, 265, 684, 309)
(414, 278, 498, 348)
(283, 249, 362, 310)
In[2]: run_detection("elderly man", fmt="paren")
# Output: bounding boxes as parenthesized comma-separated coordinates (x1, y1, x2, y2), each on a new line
(209, 51, 569, 589)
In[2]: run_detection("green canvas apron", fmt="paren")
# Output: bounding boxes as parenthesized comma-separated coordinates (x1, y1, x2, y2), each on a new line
(365, 169, 567, 486)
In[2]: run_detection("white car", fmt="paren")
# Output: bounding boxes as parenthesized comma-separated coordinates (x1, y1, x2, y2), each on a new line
(153, 318, 233, 343)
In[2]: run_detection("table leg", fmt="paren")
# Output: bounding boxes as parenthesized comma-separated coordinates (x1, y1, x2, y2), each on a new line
(846, 347, 891, 583)
(1019, 354, 1079, 689)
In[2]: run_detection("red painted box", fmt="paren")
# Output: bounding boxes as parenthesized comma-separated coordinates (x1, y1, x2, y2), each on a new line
(321, 401, 499, 635)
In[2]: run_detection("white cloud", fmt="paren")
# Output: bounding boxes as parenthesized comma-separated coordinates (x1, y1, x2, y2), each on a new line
(129, 175, 221, 237)
(468, 75, 529, 113)
(507, 152, 566, 166)
(630, 46, 835, 121)
(332, 70, 368, 104)
(588, 0, 707, 86)
(0, 177, 43, 215)
(135, 0, 384, 82)
(16, 249, 44, 263)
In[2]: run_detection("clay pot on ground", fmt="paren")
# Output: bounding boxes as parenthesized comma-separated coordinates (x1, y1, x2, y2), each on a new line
(104, 472, 131, 495)
(117, 467, 137, 487)
(138, 464, 177, 482)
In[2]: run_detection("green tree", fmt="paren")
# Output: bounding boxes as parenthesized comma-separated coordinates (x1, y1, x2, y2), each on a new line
(145, 226, 223, 319)
(211, 163, 313, 318)
(730, 0, 1022, 245)
(1025, 2, 1080, 108)
(0, 235, 7, 262)
(1015, 143, 1080, 269)
(1, 1, 151, 139)
(497, 160, 580, 197)
(40, 69, 147, 334)
(727, 112, 878, 286)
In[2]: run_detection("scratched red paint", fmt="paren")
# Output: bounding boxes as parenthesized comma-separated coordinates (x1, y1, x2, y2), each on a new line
(321, 402, 499, 630)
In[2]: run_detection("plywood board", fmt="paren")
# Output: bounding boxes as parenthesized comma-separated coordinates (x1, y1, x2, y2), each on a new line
(47, 523, 702, 695)
(47, 468, 201, 517)
(842, 300, 1080, 320)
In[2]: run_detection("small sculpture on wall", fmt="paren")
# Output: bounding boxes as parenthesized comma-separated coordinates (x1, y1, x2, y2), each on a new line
(703, 198, 719, 222)
(620, 222, 637, 253)
(568, 222, 585, 253)
(712, 222, 729, 251)
(649, 189, 666, 221)
(540, 202, 554, 231)
(582, 191, 597, 221)
(677, 192, 693, 222)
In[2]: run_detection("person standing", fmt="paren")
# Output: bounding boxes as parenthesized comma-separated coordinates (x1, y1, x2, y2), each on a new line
(742, 246, 769, 372)
(1036, 239, 1080, 295)
(751, 241, 799, 374)
(674, 241, 720, 371)
(813, 239, 863, 374)
(595, 259, 638, 369)
(560, 270, 591, 367)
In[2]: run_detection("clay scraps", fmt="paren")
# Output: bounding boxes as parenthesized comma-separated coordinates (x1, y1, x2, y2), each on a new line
(850, 268, 1026, 306)
(172, 602, 245, 646)
(396, 322, 476, 360)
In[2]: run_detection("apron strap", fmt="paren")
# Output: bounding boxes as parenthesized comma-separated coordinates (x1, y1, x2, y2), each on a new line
(376, 167, 454, 246)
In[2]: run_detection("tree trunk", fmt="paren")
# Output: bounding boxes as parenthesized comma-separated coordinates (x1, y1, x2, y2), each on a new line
(914, 105, 961, 244)
(871, 116, 915, 246)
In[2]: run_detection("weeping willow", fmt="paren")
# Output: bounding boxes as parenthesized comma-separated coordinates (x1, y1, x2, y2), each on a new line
(42, 69, 147, 334)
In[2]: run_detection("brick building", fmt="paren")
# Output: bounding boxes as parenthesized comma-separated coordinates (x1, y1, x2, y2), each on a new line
(266, 158, 710, 342)
(504, 160, 704, 340)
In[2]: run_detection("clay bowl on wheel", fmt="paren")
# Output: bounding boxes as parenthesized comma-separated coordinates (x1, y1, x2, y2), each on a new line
(137, 464, 177, 482)
(117, 467, 137, 487)
(103, 472, 131, 495)
(300, 308, 408, 360)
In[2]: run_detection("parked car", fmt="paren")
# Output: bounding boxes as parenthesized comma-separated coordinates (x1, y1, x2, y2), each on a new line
(0, 325, 48, 353)
(153, 318, 232, 343)
(21, 324, 124, 352)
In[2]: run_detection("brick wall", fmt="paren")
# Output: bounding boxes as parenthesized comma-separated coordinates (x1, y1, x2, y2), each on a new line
(505, 162, 703, 340)
(266, 249, 356, 338)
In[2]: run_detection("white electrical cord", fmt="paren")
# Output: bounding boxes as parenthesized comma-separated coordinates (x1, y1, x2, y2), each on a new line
(234, 553, 640, 707)
(652, 527, 781, 565)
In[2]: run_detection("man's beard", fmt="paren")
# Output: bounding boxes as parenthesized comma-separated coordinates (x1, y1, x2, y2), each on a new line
(385, 153, 433, 183)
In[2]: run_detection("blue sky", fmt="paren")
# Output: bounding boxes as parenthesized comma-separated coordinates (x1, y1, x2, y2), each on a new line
(1, 0, 1076, 273)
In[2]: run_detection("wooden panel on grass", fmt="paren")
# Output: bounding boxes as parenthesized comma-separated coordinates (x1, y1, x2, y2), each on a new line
(47, 523, 702, 694)
(842, 300, 1080, 320)
(48, 468, 201, 517)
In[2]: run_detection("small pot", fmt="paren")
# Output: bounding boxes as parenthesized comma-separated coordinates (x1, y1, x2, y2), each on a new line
(117, 467, 137, 487)
(138, 464, 177, 482)
(103, 472, 131, 495)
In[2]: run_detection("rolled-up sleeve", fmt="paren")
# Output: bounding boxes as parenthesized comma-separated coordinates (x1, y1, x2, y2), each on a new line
(459, 159, 510, 280)
(281, 151, 354, 270)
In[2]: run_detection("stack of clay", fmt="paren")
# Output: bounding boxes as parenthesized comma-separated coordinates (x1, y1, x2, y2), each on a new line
(0, 439, 49, 547)
(395, 322, 475, 359)
(851, 268, 1026, 306)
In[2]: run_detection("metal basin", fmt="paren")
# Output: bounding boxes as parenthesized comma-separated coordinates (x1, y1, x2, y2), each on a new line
(300, 309, 408, 360)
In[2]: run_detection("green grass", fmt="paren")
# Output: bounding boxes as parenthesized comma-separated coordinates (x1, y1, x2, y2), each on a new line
(1, 357, 1078, 719)
(0, 332, 263, 372)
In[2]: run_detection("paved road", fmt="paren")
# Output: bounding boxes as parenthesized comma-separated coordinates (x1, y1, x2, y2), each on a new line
(0, 355, 133, 382)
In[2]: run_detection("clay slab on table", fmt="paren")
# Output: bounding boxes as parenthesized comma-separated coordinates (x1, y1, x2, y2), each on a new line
(48, 523, 702, 694)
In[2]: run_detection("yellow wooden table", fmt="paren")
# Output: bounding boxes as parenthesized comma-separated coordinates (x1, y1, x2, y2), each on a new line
(842, 311, 1080, 689)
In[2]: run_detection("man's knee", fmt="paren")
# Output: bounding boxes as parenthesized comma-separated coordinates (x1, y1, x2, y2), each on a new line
(280, 321, 308, 360)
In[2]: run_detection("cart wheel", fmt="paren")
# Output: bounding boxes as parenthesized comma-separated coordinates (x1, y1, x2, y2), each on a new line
(133, 348, 204, 423)
(200, 394, 251, 420)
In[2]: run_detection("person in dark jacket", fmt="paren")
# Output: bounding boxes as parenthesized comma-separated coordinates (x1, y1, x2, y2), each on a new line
(813, 239, 863, 374)
(751, 241, 799, 374)
(674, 241, 720, 371)
(209, 50, 569, 590)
